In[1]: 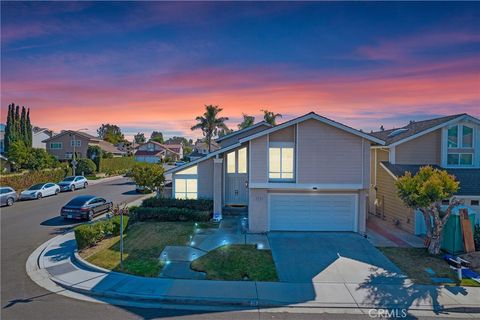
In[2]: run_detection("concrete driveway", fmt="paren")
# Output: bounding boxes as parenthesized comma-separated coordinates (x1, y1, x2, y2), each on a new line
(268, 232, 406, 284)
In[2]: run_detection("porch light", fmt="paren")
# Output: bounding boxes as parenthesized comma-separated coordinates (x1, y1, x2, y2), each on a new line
(190, 241, 195, 246)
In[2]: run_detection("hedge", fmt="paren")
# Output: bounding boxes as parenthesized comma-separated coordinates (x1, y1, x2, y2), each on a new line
(131, 207, 211, 222)
(141, 198, 213, 211)
(99, 156, 135, 175)
(0, 167, 68, 191)
(74, 216, 129, 250)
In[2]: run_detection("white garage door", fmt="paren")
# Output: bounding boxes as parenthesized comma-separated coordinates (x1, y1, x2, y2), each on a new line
(269, 194, 357, 231)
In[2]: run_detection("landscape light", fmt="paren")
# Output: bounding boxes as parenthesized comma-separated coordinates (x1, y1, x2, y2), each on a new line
(257, 243, 264, 249)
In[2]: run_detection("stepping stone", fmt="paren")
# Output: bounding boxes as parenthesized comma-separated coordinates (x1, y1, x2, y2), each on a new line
(159, 246, 207, 262)
(424, 267, 436, 276)
(246, 234, 270, 250)
(159, 261, 206, 280)
(192, 233, 246, 252)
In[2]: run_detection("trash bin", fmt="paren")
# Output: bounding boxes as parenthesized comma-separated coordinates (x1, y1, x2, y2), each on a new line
(441, 206, 476, 255)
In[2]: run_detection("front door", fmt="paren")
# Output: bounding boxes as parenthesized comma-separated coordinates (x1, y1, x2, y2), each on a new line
(225, 147, 248, 205)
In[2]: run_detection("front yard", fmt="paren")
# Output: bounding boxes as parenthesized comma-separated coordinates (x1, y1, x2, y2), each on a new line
(79, 221, 194, 277)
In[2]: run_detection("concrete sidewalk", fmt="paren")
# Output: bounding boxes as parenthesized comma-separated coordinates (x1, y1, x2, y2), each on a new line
(28, 230, 480, 316)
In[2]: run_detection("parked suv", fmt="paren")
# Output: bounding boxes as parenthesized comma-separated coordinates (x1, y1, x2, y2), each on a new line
(0, 187, 17, 206)
(58, 176, 88, 192)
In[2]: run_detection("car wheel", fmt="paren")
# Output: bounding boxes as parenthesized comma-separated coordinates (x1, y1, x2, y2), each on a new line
(88, 210, 94, 221)
(55, 189, 59, 195)
(83, 182, 88, 189)
(6, 197, 14, 206)
(108, 203, 113, 212)
(37, 193, 42, 199)
(71, 185, 75, 191)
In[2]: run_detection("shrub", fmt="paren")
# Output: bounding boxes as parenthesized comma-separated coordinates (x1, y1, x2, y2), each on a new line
(0, 168, 67, 191)
(142, 198, 213, 211)
(99, 156, 135, 175)
(75, 158, 97, 176)
(74, 216, 129, 250)
(474, 224, 480, 251)
(132, 207, 211, 222)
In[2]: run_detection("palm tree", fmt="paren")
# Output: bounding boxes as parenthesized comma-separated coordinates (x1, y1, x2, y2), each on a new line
(238, 113, 255, 130)
(261, 109, 282, 126)
(191, 105, 229, 152)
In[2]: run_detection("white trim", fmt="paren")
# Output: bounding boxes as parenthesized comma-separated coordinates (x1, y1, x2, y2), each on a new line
(361, 138, 365, 188)
(215, 121, 272, 142)
(354, 193, 359, 232)
(379, 162, 398, 180)
(239, 113, 385, 145)
(389, 146, 396, 164)
(374, 148, 378, 186)
(295, 123, 299, 182)
(389, 114, 480, 147)
(248, 140, 252, 183)
(249, 182, 363, 190)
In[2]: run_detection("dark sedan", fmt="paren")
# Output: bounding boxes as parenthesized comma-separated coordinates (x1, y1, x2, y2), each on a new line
(61, 195, 113, 221)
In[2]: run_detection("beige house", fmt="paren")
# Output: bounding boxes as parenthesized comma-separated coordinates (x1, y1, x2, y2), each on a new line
(43, 130, 126, 160)
(134, 141, 181, 163)
(369, 114, 480, 235)
(166, 112, 384, 234)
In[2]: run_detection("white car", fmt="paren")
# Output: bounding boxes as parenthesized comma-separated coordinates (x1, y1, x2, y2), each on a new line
(19, 183, 60, 200)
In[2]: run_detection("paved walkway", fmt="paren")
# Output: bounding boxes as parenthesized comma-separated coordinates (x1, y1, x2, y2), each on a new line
(367, 214, 425, 248)
(28, 229, 480, 315)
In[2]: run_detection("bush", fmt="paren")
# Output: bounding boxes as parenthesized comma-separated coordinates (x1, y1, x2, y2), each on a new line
(0, 168, 67, 191)
(131, 207, 211, 222)
(74, 216, 129, 250)
(474, 224, 480, 251)
(99, 156, 135, 175)
(142, 198, 213, 211)
(75, 158, 97, 176)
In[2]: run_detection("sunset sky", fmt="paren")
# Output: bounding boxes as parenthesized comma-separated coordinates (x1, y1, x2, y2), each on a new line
(1, 2, 479, 140)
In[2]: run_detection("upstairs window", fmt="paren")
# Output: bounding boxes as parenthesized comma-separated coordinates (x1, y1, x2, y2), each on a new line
(50, 142, 62, 149)
(448, 126, 458, 148)
(269, 144, 294, 180)
(462, 126, 473, 148)
(70, 140, 81, 147)
(447, 124, 475, 166)
(226, 147, 247, 174)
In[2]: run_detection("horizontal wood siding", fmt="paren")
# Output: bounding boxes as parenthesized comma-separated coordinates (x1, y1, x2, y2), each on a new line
(269, 126, 295, 142)
(198, 158, 214, 199)
(395, 129, 441, 165)
(250, 136, 268, 183)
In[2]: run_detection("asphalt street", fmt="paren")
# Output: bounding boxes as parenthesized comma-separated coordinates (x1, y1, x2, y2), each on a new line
(0, 176, 456, 320)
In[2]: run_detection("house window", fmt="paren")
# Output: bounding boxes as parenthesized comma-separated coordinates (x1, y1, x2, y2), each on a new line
(447, 153, 473, 166)
(227, 151, 236, 173)
(471, 200, 479, 206)
(269, 144, 294, 180)
(147, 143, 154, 151)
(238, 148, 247, 173)
(447, 124, 475, 166)
(174, 165, 198, 199)
(70, 140, 81, 147)
(447, 126, 458, 148)
(50, 142, 62, 149)
(462, 125, 473, 148)
(441, 199, 450, 205)
(65, 152, 73, 159)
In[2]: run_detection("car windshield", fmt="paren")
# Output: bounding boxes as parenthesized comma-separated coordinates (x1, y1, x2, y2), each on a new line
(28, 184, 44, 190)
(63, 177, 75, 182)
(66, 197, 92, 206)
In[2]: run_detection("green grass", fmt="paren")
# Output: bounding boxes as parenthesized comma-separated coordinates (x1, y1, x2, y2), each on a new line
(80, 221, 195, 277)
(85, 175, 102, 180)
(195, 221, 220, 229)
(191, 245, 278, 281)
(379, 247, 460, 285)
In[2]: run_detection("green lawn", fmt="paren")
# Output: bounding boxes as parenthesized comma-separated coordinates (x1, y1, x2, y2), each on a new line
(191, 245, 278, 281)
(79, 221, 195, 277)
(378, 247, 480, 286)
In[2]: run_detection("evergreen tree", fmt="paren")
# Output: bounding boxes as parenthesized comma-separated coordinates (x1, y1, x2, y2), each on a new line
(4, 104, 13, 152)
(20, 106, 27, 144)
(26, 108, 32, 147)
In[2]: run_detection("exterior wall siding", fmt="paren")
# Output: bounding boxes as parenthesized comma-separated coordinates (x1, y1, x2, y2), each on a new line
(248, 188, 268, 232)
(395, 129, 441, 165)
(45, 134, 90, 160)
(198, 158, 214, 199)
(269, 126, 295, 142)
(249, 135, 268, 183)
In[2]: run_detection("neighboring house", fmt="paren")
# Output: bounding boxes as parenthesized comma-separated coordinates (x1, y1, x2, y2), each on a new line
(369, 113, 480, 235)
(0, 124, 5, 154)
(188, 140, 220, 161)
(134, 141, 181, 163)
(32, 127, 55, 149)
(115, 140, 137, 155)
(43, 130, 126, 160)
(163, 142, 184, 159)
(166, 112, 384, 234)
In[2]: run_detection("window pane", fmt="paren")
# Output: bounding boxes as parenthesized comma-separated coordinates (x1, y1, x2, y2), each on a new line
(282, 172, 294, 179)
(175, 192, 186, 199)
(177, 165, 197, 175)
(269, 148, 281, 173)
(238, 148, 247, 173)
(447, 153, 459, 165)
(175, 179, 186, 192)
(460, 154, 473, 165)
(269, 172, 281, 179)
(462, 126, 473, 148)
(186, 179, 197, 193)
(448, 126, 458, 148)
(282, 148, 294, 173)
(227, 151, 236, 173)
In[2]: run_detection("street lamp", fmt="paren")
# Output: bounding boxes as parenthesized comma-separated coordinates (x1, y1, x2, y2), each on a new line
(70, 128, 88, 176)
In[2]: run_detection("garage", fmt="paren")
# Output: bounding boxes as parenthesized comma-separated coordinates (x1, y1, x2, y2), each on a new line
(269, 193, 358, 232)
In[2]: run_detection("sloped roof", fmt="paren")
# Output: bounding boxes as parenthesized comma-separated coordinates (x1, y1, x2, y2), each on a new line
(137, 140, 181, 156)
(42, 130, 101, 143)
(96, 140, 126, 155)
(369, 114, 478, 146)
(381, 162, 480, 196)
(215, 121, 272, 142)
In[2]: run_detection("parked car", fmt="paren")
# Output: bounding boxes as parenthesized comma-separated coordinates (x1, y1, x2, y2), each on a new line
(0, 187, 18, 206)
(135, 185, 152, 193)
(60, 195, 113, 220)
(19, 183, 60, 200)
(175, 161, 186, 166)
(58, 176, 88, 192)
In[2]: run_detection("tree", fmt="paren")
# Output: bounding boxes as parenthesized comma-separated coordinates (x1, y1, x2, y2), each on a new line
(238, 113, 255, 130)
(134, 132, 146, 144)
(76, 158, 97, 176)
(395, 166, 460, 254)
(217, 128, 233, 137)
(26, 108, 32, 147)
(191, 105, 229, 152)
(130, 163, 165, 198)
(6, 140, 30, 171)
(87, 145, 103, 172)
(150, 131, 164, 143)
(28, 148, 58, 170)
(97, 124, 125, 144)
(164, 136, 190, 146)
(261, 109, 282, 126)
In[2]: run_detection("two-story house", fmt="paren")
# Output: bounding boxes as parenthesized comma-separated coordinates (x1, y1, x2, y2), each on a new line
(166, 112, 384, 233)
(134, 140, 181, 163)
(43, 130, 126, 160)
(369, 113, 480, 235)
